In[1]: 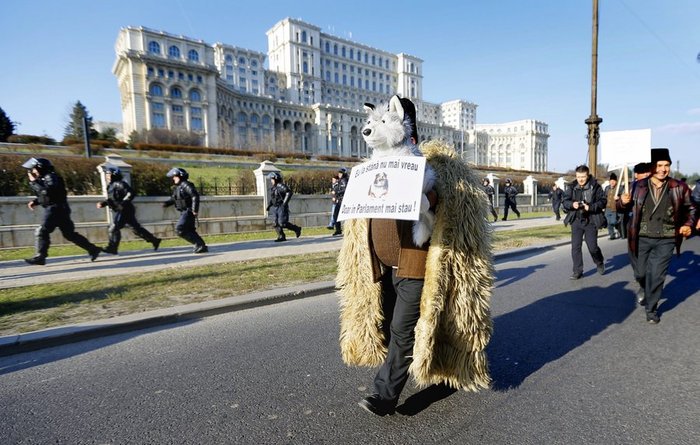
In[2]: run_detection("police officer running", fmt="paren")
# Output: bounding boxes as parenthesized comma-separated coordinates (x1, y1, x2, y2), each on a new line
(98, 166, 161, 255)
(22, 157, 101, 265)
(267, 172, 302, 242)
(163, 168, 208, 253)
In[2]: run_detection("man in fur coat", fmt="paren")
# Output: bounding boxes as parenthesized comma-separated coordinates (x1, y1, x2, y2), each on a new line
(336, 96, 494, 416)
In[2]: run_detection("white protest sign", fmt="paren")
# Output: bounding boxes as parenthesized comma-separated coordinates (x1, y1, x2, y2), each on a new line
(600, 129, 651, 171)
(337, 156, 426, 221)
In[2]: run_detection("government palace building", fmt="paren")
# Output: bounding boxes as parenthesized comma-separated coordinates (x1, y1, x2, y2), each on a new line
(113, 17, 549, 171)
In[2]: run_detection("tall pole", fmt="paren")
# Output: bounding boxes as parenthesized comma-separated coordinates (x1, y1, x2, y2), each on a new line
(586, 0, 602, 177)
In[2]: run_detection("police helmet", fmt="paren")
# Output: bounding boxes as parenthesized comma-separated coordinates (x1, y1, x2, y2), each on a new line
(102, 165, 123, 180)
(505, 177, 513, 184)
(268, 171, 282, 182)
(166, 167, 189, 180)
(22, 157, 54, 174)
(338, 167, 348, 175)
(483, 177, 490, 184)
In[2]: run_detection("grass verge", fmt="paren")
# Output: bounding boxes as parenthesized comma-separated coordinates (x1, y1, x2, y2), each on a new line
(0, 221, 572, 335)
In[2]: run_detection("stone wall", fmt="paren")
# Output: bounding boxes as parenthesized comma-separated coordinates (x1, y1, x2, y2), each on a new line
(0, 195, 331, 249)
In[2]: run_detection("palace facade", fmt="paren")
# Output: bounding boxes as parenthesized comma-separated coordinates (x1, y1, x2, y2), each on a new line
(113, 18, 549, 171)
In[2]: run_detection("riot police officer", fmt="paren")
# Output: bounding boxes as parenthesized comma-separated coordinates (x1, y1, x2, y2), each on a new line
(163, 167, 208, 253)
(331, 167, 348, 236)
(267, 172, 302, 242)
(97, 166, 161, 255)
(22, 157, 101, 265)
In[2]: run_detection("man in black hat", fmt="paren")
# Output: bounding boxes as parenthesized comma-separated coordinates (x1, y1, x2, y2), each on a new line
(22, 157, 101, 265)
(603, 172, 621, 239)
(619, 148, 696, 324)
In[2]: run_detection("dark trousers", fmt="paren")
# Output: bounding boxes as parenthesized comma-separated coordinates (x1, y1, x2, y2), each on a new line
(176, 210, 205, 248)
(108, 207, 158, 250)
(487, 201, 498, 220)
(271, 205, 300, 239)
(553, 201, 561, 220)
(36, 205, 98, 258)
(635, 237, 675, 314)
(373, 269, 424, 403)
(503, 199, 520, 220)
(570, 218, 604, 275)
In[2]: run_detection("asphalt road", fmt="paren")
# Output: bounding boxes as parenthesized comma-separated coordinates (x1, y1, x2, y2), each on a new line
(1, 236, 697, 444)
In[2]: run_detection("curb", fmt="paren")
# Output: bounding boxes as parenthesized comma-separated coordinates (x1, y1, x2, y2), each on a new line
(0, 236, 582, 357)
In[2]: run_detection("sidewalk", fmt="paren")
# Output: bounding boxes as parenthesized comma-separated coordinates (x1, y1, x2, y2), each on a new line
(0, 216, 565, 356)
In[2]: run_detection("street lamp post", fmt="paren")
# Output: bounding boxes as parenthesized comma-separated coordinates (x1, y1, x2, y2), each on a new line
(586, 0, 602, 178)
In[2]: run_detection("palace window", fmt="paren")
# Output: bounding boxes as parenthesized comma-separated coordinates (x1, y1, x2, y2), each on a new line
(188, 49, 199, 62)
(170, 86, 182, 98)
(149, 84, 163, 96)
(148, 41, 160, 54)
(189, 89, 201, 101)
(168, 45, 180, 58)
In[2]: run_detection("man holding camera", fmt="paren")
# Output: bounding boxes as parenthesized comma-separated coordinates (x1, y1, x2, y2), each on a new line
(563, 165, 607, 279)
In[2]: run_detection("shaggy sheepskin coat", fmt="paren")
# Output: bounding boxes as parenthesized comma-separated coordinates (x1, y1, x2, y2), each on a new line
(336, 140, 494, 391)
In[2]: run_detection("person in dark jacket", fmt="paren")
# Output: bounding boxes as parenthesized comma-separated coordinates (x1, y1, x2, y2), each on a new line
(562, 164, 607, 279)
(163, 167, 208, 253)
(603, 172, 621, 239)
(267, 172, 301, 242)
(331, 168, 349, 236)
(692, 179, 700, 234)
(618, 148, 696, 324)
(501, 178, 520, 220)
(548, 183, 564, 220)
(98, 166, 161, 255)
(482, 178, 498, 222)
(22, 157, 101, 265)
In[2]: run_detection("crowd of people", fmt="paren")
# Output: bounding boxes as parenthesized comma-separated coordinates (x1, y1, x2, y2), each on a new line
(19, 158, 313, 265)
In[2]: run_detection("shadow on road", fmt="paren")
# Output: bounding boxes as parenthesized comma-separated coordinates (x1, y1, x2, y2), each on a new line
(496, 264, 546, 288)
(487, 281, 635, 390)
(658, 249, 700, 316)
(0, 319, 198, 376)
(396, 384, 457, 416)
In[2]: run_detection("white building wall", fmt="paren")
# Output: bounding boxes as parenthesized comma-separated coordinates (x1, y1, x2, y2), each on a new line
(114, 19, 547, 169)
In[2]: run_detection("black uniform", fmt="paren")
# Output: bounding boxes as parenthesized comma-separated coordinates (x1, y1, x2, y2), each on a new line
(101, 179, 160, 254)
(331, 174, 348, 235)
(549, 187, 564, 220)
(482, 184, 498, 221)
(28, 171, 101, 262)
(502, 184, 521, 220)
(268, 182, 301, 241)
(163, 180, 207, 252)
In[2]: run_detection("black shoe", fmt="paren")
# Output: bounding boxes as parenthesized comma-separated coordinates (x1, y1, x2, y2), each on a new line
(501, 218, 507, 221)
(89, 249, 101, 262)
(646, 312, 660, 324)
(493, 217, 498, 222)
(358, 395, 395, 416)
(569, 273, 582, 280)
(24, 256, 46, 266)
(516, 213, 521, 219)
(326, 225, 334, 230)
(102, 246, 118, 255)
(193, 245, 208, 254)
(332, 231, 342, 237)
(597, 263, 605, 275)
(274, 237, 287, 243)
(152, 238, 162, 251)
(636, 288, 646, 306)
(295, 227, 302, 238)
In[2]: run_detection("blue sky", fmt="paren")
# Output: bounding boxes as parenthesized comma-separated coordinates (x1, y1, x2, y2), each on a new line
(1, 0, 699, 174)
